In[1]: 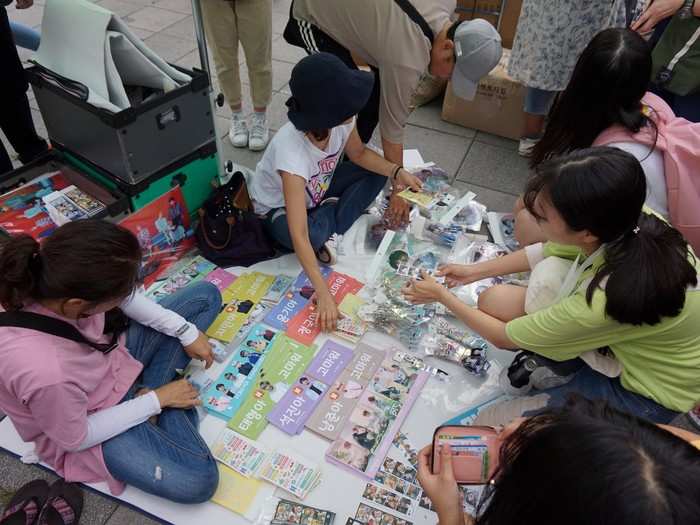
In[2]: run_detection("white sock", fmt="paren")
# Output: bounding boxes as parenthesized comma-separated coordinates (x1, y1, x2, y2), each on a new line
(254, 110, 266, 121)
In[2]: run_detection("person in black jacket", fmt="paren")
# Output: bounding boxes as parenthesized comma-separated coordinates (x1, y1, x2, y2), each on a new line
(1, 1, 48, 175)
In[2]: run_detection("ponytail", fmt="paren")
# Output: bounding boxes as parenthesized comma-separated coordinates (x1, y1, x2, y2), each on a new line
(0, 235, 41, 311)
(588, 214, 697, 325)
(0, 220, 142, 311)
(616, 104, 646, 134)
(525, 147, 697, 326)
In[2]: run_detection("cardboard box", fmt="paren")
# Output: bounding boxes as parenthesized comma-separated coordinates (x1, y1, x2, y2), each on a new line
(441, 49, 525, 140)
(456, 0, 522, 49)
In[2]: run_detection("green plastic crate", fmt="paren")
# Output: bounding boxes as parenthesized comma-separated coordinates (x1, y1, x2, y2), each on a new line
(61, 143, 218, 215)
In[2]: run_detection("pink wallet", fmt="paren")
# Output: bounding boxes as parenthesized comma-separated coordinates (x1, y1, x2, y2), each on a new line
(431, 425, 502, 484)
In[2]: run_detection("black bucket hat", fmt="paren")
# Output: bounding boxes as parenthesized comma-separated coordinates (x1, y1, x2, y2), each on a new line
(286, 52, 375, 132)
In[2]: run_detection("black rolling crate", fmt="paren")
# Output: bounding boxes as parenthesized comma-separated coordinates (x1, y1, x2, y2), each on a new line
(26, 64, 215, 188)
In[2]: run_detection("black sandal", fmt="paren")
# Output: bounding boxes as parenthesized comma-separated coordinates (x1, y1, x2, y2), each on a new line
(37, 481, 83, 525)
(0, 479, 50, 525)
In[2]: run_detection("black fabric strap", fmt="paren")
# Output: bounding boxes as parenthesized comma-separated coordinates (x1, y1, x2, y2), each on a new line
(0, 311, 119, 353)
(392, 0, 434, 43)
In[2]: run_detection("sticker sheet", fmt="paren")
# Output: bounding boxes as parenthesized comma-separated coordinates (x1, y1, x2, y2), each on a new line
(268, 341, 354, 434)
(210, 428, 268, 477)
(306, 344, 386, 440)
(227, 335, 316, 439)
(262, 274, 295, 305)
(334, 294, 368, 344)
(257, 450, 322, 500)
(204, 268, 238, 293)
(272, 500, 335, 525)
(361, 483, 415, 517)
(202, 324, 278, 420)
(265, 291, 311, 331)
(206, 272, 275, 343)
(326, 354, 427, 478)
(287, 272, 363, 346)
(147, 255, 216, 300)
(355, 503, 413, 525)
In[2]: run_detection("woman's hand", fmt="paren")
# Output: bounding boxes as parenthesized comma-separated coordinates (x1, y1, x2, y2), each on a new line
(417, 445, 465, 525)
(154, 379, 201, 409)
(402, 271, 448, 304)
(396, 169, 423, 192)
(183, 331, 214, 369)
(315, 291, 340, 332)
(631, 0, 684, 33)
(436, 263, 481, 288)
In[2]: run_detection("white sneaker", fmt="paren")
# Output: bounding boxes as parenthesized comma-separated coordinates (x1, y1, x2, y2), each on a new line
(249, 112, 269, 152)
(229, 113, 248, 148)
(329, 233, 344, 257)
(319, 196, 340, 207)
(518, 136, 539, 157)
(316, 234, 341, 265)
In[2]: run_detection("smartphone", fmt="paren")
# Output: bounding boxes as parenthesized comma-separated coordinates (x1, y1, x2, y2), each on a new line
(431, 425, 502, 484)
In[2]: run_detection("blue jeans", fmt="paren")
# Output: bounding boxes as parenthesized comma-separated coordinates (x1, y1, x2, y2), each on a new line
(265, 161, 387, 251)
(102, 282, 222, 503)
(9, 21, 40, 51)
(529, 366, 680, 424)
(523, 86, 557, 116)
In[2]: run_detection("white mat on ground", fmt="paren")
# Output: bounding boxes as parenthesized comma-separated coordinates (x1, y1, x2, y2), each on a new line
(0, 218, 515, 524)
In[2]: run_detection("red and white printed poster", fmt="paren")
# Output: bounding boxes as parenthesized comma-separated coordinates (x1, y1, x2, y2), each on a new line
(119, 186, 195, 288)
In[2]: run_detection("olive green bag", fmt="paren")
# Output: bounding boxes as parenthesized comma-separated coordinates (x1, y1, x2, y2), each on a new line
(652, 15, 700, 96)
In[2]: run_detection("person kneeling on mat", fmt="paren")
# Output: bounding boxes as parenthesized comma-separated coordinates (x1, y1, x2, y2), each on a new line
(403, 147, 700, 424)
(0, 220, 222, 503)
(417, 397, 700, 525)
(248, 52, 422, 332)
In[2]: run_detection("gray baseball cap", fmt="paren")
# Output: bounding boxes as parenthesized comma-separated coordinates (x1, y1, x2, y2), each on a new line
(451, 19, 503, 100)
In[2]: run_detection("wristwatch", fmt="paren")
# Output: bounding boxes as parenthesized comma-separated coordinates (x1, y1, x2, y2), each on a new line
(680, 0, 696, 19)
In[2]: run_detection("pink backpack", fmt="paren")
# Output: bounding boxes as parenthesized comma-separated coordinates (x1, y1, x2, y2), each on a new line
(593, 92, 700, 253)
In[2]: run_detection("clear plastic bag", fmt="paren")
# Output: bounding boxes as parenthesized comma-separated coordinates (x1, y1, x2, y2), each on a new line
(446, 238, 510, 306)
(423, 222, 464, 247)
(449, 238, 509, 265)
(450, 200, 487, 232)
(486, 211, 520, 252)
(423, 334, 490, 376)
(414, 165, 451, 193)
(357, 291, 436, 334)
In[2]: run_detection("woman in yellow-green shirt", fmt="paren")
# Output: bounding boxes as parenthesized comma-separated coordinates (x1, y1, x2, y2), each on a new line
(404, 147, 700, 423)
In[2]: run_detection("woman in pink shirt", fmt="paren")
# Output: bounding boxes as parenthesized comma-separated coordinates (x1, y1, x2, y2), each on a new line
(0, 220, 222, 504)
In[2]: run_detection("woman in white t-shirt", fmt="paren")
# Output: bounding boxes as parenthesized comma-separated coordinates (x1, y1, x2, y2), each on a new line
(249, 53, 422, 331)
(515, 28, 670, 246)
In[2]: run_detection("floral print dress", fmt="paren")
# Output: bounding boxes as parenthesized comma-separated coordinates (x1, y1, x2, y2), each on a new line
(507, 0, 628, 91)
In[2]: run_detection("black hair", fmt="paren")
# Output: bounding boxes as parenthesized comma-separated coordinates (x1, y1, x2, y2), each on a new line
(446, 20, 461, 41)
(0, 220, 142, 311)
(475, 396, 700, 525)
(523, 147, 697, 325)
(530, 28, 655, 168)
(309, 129, 330, 141)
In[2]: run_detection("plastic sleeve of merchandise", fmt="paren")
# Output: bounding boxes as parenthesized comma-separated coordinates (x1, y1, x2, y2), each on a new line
(254, 495, 282, 525)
